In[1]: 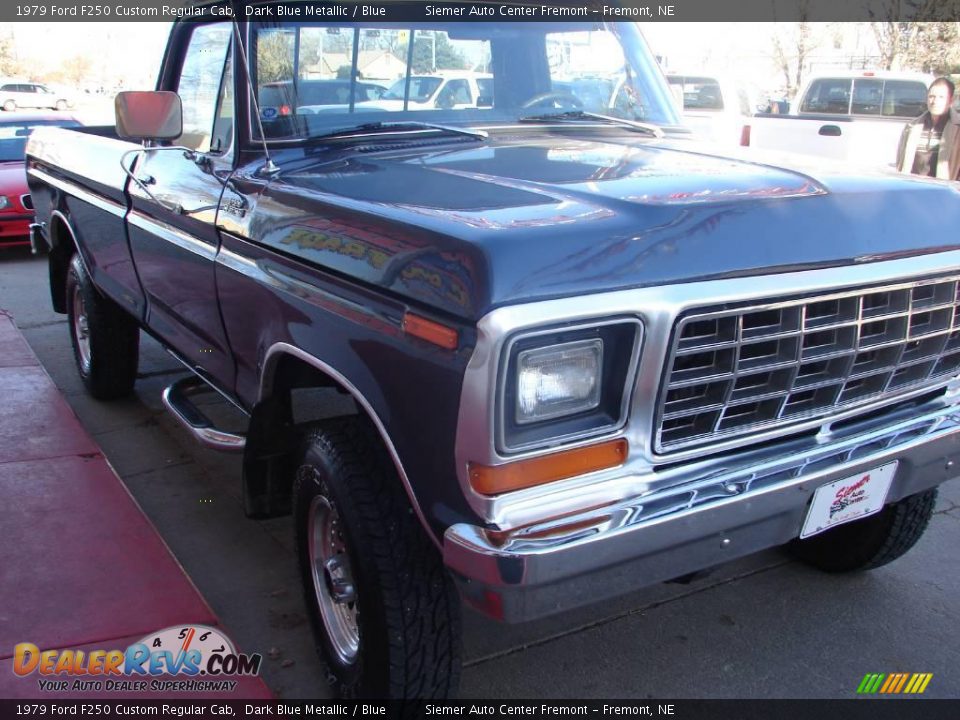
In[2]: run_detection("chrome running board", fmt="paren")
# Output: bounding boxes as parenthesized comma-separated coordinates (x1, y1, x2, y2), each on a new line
(161, 376, 246, 453)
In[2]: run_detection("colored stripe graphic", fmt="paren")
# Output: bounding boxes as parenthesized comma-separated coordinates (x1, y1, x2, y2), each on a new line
(879, 674, 897, 693)
(893, 674, 909, 693)
(857, 673, 885, 694)
(857, 673, 932, 694)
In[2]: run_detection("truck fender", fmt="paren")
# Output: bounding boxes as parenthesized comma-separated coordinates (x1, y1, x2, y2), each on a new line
(248, 342, 440, 549)
(47, 210, 93, 314)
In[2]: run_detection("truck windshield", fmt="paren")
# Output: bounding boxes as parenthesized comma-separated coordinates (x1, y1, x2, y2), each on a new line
(250, 21, 678, 141)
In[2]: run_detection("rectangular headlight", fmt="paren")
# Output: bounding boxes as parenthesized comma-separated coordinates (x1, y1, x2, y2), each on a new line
(516, 339, 603, 424)
(498, 319, 643, 454)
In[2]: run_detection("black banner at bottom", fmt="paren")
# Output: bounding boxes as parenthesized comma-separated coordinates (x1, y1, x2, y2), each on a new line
(1, 700, 958, 720)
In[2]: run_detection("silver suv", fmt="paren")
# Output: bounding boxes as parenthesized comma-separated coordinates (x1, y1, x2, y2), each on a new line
(0, 82, 72, 112)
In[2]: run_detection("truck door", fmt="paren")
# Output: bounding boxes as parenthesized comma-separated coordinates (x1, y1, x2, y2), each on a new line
(126, 21, 236, 390)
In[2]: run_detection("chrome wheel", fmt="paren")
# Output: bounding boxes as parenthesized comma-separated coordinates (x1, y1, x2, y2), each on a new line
(72, 284, 91, 373)
(307, 487, 359, 664)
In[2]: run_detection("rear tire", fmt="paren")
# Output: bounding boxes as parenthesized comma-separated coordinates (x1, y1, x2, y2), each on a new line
(3, 100, 15, 112)
(65, 254, 139, 400)
(293, 417, 462, 700)
(789, 488, 937, 572)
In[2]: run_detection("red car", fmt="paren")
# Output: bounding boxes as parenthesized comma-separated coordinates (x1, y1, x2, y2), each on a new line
(0, 112, 80, 248)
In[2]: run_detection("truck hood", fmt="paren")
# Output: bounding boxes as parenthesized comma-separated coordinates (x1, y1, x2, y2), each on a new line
(253, 134, 960, 319)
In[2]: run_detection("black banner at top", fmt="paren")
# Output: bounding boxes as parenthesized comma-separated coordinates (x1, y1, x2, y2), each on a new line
(5, 0, 960, 23)
(0, 699, 958, 720)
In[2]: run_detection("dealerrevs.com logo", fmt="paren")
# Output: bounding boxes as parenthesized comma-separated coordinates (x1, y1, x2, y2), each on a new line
(13, 625, 262, 693)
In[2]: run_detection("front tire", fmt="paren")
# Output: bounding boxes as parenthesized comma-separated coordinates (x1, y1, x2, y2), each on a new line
(3, 100, 15, 112)
(789, 488, 937, 572)
(55, 99, 67, 111)
(293, 417, 462, 700)
(65, 254, 139, 400)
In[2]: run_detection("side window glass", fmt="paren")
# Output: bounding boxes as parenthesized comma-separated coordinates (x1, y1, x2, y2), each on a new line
(176, 23, 232, 153)
(436, 79, 469, 108)
(211, 48, 235, 156)
(476, 78, 493, 108)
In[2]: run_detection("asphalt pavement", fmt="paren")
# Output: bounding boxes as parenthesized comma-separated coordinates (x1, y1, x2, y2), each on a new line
(1, 247, 958, 700)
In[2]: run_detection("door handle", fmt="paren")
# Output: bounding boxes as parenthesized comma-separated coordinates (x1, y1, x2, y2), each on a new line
(818, 125, 842, 137)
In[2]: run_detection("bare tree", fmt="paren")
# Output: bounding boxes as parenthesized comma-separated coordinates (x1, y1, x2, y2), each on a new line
(870, 0, 960, 72)
(0, 33, 23, 77)
(771, 22, 824, 98)
(873, 21, 960, 73)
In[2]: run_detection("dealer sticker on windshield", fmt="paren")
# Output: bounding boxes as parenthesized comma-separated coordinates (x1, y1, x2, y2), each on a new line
(800, 462, 898, 539)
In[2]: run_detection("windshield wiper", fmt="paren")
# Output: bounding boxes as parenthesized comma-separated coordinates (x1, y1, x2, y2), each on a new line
(517, 111, 664, 138)
(308, 121, 488, 144)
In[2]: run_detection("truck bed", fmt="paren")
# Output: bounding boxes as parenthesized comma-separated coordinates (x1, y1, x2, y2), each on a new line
(748, 113, 909, 169)
(26, 125, 145, 317)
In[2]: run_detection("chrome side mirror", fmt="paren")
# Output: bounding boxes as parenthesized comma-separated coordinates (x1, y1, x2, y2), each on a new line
(115, 91, 182, 141)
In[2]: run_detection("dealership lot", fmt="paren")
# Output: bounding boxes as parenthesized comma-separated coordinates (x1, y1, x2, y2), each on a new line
(1, 248, 958, 700)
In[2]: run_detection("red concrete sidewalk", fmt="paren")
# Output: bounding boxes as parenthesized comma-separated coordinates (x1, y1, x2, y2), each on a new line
(0, 310, 272, 699)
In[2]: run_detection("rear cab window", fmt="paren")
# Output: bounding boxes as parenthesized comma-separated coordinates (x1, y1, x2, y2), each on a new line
(667, 76, 724, 111)
(801, 77, 929, 118)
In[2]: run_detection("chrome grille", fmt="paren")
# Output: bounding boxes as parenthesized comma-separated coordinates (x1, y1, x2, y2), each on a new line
(656, 276, 960, 452)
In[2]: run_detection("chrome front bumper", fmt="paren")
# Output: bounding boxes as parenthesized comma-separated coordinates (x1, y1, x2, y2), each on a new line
(443, 398, 960, 622)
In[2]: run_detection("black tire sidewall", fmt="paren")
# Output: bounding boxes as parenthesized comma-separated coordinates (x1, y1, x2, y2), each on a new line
(65, 254, 138, 399)
(66, 256, 94, 385)
(293, 436, 391, 696)
(790, 488, 937, 572)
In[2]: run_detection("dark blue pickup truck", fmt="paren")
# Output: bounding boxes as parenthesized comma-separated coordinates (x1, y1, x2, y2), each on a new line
(25, 4, 960, 699)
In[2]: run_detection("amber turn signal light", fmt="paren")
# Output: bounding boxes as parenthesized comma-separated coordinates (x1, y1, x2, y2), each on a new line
(402, 312, 459, 350)
(468, 438, 628, 495)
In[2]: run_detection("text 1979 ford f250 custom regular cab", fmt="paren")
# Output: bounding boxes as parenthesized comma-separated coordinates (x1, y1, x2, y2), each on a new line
(25, 4, 960, 700)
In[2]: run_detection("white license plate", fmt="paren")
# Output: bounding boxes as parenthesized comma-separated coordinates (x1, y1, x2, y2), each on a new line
(800, 462, 898, 539)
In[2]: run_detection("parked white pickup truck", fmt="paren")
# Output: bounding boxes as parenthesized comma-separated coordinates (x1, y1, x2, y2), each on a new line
(748, 71, 933, 169)
(666, 72, 755, 147)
